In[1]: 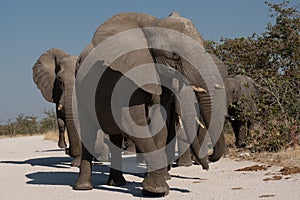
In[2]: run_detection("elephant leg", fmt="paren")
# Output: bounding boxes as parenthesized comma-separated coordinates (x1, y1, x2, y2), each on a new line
(107, 134, 126, 186)
(151, 112, 170, 180)
(237, 120, 252, 148)
(176, 148, 193, 167)
(74, 144, 93, 190)
(195, 124, 210, 164)
(124, 103, 169, 196)
(93, 130, 110, 162)
(208, 118, 226, 162)
(56, 108, 67, 149)
(231, 120, 244, 148)
(209, 133, 226, 162)
(161, 89, 177, 171)
(131, 136, 169, 196)
(123, 137, 136, 155)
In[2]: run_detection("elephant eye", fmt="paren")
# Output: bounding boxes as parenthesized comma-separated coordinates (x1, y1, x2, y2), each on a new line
(172, 52, 180, 60)
(57, 77, 64, 89)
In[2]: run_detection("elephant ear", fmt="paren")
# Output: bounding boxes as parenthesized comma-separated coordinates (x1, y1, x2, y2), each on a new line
(209, 54, 228, 81)
(76, 43, 94, 76)
(32, 48, 70, 102)
(235, 75, 256, 112)
(88, 12, 162, 95)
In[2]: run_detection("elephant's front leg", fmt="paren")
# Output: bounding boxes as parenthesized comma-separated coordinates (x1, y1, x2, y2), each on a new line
(124, 104, 169, 196)
(176, 142, 193, 167)
(74, 144, 93, 190)
(56, 107, 67, 149)
(107, 134, 126, 186)
(230, 119, 244, 148)
(131, 136, 169, 196)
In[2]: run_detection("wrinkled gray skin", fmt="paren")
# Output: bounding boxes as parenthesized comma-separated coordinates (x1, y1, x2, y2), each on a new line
(176, 53, 228, 166)
(32, 48, 82, 167)
(74, 12, 225, 197)
(225, 75, 258, 147)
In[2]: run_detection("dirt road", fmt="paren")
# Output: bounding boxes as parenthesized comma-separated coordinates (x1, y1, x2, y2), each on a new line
(0, 136, 299, 200)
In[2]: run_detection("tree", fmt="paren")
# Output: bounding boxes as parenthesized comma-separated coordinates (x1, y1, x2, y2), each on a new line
(205, 1, 300, 151)
(39, 109, 57, 133)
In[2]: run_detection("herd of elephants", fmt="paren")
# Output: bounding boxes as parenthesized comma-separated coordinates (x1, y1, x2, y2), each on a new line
(32, 12, 258, 196)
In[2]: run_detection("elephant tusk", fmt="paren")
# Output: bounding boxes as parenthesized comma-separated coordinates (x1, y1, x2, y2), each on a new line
(214, 83, 225, 89)
(178, 115, 183, 128)
(195, 116, 205, 129)
(191, 85, 207, 93)
(58, 104, 63, 111)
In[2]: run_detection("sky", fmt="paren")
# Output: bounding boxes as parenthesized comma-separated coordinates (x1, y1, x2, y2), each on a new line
(0, 0, 298, 122)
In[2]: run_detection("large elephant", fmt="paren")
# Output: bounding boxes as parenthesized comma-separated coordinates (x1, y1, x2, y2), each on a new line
(225, 74, 258, 147)
(73, 12, 226, 196)
(32, 48, 82, 166)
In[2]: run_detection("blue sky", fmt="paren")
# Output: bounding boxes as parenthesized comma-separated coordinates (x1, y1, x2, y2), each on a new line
(0, 0, 298, 121)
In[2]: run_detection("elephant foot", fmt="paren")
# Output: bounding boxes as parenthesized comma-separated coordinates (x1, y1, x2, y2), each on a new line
(94, 153, 110, 162)
(73, 176, 93, 190)
(136, 153, 145, 163)
(176, 156, 193, 167)
(71, 156, 82, 167)
(58, 140, 67, 149)
(164, 171, 171, 181)
(123, 145, 136, 155)
(142, 170, 169, 197)
(209, 154, 222, 163)
(193, 159, 209, 170)
(107, 169, 126, 186)
(235, 142, 246, 148)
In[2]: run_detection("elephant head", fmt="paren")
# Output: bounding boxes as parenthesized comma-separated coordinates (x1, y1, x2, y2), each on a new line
(32, 48, 81, 166)
(225, 75, 258, 112)
(148, 12, 227, 163)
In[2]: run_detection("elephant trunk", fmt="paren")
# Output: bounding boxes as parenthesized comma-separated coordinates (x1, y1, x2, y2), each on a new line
(64, 81, 82, 158)
(190, 133, 209, 169)
(180, 58, 226, 163)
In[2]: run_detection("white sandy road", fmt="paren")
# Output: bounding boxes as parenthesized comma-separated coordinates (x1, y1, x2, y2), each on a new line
(0, 136, 299, 200)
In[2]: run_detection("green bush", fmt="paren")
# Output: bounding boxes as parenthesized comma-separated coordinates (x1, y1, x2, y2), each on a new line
(206, 1, 300, 152)
(0, 109, 57, 136)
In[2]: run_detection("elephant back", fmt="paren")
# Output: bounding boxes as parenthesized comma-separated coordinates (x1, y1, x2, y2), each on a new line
(92, 12, 157, 47)
(32, 48, 70, 102)
(157, 12, 204, 46)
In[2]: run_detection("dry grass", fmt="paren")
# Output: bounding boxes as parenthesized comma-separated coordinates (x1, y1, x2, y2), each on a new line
(0, 133, 42, 139)
(224, 127, 300, 169)
(224, 132, 236, 148)
(228, 146, 300, 168)
(43, 130, 69, 144)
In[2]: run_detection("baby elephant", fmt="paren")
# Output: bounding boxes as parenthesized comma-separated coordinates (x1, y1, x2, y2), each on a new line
(225, 75, 258, 148)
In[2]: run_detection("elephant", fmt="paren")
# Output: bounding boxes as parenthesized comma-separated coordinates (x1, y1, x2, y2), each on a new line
(225, 74, 258, 147)
(73, 12, 226, 196)
(32, 48, 82, 166)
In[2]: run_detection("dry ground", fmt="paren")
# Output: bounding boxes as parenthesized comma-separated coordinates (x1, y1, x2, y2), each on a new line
(1, 135, 300, 199)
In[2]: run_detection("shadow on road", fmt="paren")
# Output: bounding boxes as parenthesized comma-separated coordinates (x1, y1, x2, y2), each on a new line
(0, 156, 73, 168)
(0, 156, 191, 197)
